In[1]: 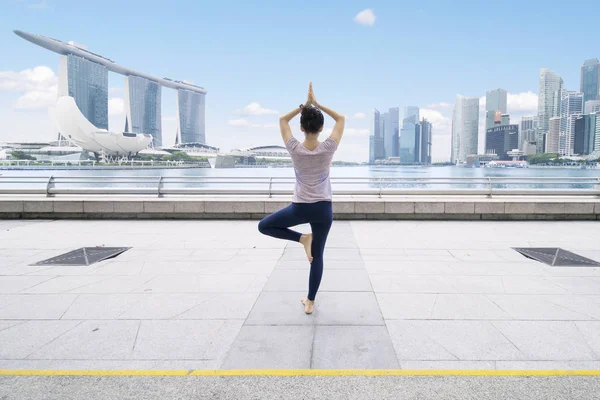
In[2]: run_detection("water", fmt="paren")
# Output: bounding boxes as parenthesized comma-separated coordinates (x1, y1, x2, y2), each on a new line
(1, 166, 598, 192)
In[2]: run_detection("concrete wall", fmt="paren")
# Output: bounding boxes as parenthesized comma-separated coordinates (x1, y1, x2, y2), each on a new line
(1, 197, 599, 220)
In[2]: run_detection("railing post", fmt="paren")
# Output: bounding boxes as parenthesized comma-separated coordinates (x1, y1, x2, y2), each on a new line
(487, 177, 493, 197)
(595, 177, 600, 197)
(157, 176, 163, 197)
(378, 178, 383, 198)
(268, 177, 273, 198)
(45, 175, 54, 197)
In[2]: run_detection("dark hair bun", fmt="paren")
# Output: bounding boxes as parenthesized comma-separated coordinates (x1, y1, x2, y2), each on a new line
(300, 106, 325, 134)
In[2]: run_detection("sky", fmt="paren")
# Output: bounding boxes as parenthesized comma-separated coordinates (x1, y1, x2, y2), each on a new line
(0, 0, 598, 162)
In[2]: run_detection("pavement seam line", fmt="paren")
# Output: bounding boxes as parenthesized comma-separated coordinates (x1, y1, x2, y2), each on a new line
(2, 369, 600, 377)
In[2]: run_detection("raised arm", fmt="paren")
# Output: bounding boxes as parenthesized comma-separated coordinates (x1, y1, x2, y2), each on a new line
(279, 106, 302, 145)
(315, 102, 345, 144)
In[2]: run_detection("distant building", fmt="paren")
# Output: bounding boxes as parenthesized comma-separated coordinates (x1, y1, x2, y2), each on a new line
(485, 88, 508, 130)
(59, 53, 109, 130)
(124, 75, 162, 146)
(176, 89, 206, 145)
(520, 116, 538, 149)
(546, 116, 561, 154)
(451, 95, 479, 164)
(485, 124, 519, 160)
(368, 109, 385, 163)
(558, 90, 584, 156)
(537, 68, 563, 153)
(574, 114, 597, 155)
(383, 108, 400, 159)
(581, 58, 600, 103)
(585, 100, 600, 114)
(419, 118, 432, 164)
(399, 106, 420, 163)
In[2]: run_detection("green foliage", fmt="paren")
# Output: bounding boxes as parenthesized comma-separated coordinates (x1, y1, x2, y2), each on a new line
(527, 153, 558, 164)
(9, 151, 36, 160)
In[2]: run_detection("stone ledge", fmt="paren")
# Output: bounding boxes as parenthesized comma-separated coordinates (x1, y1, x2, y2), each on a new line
(0, 197, 599, 221)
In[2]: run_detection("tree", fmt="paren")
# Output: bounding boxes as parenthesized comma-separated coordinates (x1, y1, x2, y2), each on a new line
(527, 153, 558, 164)
(9, 151, 36, 161)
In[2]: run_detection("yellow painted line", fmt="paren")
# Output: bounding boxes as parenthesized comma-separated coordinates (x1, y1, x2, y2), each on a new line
(2, 369, 600, 377)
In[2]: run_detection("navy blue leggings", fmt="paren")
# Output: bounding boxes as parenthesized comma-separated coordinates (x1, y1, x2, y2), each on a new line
(258, 201, 333, 301)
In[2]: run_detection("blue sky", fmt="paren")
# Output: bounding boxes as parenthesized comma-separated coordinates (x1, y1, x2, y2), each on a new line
(0, 0, 598, 161)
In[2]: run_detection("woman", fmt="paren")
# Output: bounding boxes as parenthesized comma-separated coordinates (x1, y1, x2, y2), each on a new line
(258, 83, 345, 314)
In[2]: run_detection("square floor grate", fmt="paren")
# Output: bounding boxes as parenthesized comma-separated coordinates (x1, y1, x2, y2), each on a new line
(513, 247, 600, 267)
(33, 247, 131, 266)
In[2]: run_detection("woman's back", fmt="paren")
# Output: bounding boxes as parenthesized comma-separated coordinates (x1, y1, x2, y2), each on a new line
(286, 137, 338, 203)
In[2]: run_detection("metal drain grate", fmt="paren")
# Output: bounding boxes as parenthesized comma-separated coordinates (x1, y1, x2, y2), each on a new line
(33, 247, 131, 266)
(513, 248, 600, 267)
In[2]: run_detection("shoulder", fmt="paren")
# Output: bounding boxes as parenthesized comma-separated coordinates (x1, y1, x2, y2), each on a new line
(322, 137, 339, 153)
(285, 137, 300, 152)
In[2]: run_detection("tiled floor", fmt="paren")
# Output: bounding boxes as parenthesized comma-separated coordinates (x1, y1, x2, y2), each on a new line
(1, 219, 600, 370)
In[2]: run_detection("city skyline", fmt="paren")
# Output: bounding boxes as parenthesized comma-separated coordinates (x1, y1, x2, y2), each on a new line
(0, 0, 599, 162)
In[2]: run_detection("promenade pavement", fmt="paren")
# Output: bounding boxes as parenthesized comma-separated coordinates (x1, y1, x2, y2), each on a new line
(1, 219, 600, 398)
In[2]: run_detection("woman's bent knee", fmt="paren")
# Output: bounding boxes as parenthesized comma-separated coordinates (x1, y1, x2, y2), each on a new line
(258, 218, 268, 234)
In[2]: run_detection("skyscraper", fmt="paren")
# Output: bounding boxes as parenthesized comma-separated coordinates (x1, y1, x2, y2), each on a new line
(581, 58, 600, 103)
(419, 118, 432, 164)
(537, 68, 563, 153)
(451, 95, 479, 164)
(520, 116, 538, 148)
(546, 117, 561, 154)
(368, 109, 385, 163)
(58, 53, 108, 130)
(573, 114, 597, 155)
(485, 88, 508, 130)
(176, 89, 206, 145)
(124, 75, 162, 146)
(382, 108, 400, 158)
(399, 106, 420, 163)
(559, 90, 584, 156)
(585, 100, 600, 114)
(485, 125, 519, 160)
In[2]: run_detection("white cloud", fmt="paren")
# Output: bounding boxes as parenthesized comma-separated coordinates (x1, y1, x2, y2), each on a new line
(15, 85, 57, 110)
(352, 112, 366, 119)
(344, 128, 370, 137)
(108, 98, 124, 116)
(240, 102, 278, 116)
(109, 87, 124, 96)
(426, 102, 453, 110)
(0, 66, 57, 92)
(0, 66, 58, 111)
(354, 9, 376, 26)
(508, 91, 538, 114)
(228, 118, 249, 126)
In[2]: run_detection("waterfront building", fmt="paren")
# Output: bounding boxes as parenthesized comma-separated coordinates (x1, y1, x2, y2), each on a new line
(368, 109, 385, 163)
(451, 95, 479, 164)
(520, 116, 538, 149)
(546, 116, 561, 153)
(485, 124, 519, 161)
(585, 100, 600, 114)
(574, 114, 597, 155)
(537, 68, 563, 153)
(14, 30, 208, 154)
(399, 106, 420, 163)
(559, 90, 584, 156)
(419, 118, 432, 164)
(124, 76, 162, 146)
(581, 58, 600, 103)
(383, 108, 400, 158)
(485, 88, 508, 130)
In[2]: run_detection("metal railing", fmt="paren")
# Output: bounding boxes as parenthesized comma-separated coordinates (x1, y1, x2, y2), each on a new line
(0, 175, 599, 197)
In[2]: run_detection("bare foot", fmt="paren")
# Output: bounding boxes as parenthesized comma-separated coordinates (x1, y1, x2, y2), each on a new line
(299, 233, 313, 263)
(301, 298, 315, 314)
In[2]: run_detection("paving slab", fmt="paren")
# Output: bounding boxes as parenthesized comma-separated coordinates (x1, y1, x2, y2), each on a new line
(220, 325, 314, 369)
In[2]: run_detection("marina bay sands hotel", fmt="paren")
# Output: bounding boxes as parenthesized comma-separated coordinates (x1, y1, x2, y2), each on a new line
(14, 30, 206, 148)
